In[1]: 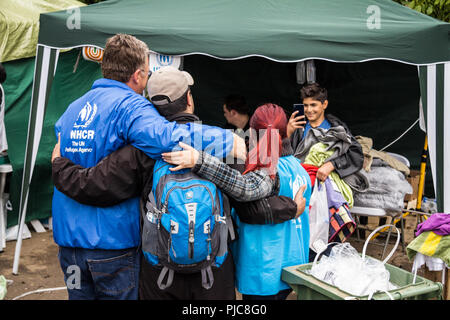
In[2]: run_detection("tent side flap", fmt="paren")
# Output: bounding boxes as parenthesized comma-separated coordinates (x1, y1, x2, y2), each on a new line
(13, 45, 59, 274)
(418, 63, 450, 213)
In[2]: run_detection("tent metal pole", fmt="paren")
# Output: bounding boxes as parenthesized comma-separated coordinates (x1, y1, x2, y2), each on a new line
(12, 45, 58, 274)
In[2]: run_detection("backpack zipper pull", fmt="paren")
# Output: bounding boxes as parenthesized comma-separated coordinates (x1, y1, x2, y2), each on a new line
(188, 221, 195, 259)
(158, 203, 168, 230)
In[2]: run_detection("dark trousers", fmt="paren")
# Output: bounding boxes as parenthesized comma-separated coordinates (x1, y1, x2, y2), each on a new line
(58, 246, 141, 300)
(139, 253, 236, 300)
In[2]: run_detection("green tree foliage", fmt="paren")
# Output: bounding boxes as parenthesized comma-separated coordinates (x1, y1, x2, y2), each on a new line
(393, 0, 450, 22)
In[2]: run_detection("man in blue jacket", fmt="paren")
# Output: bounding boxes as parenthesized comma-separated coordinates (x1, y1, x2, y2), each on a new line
(53, 34, 244, 300)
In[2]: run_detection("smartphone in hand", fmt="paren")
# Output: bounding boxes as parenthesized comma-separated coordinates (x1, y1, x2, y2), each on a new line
(293, 103, 304, 117)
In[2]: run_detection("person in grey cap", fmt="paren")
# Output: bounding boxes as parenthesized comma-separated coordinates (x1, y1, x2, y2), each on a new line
(147, 66, 194, 110)
(52, 65, 304, 299)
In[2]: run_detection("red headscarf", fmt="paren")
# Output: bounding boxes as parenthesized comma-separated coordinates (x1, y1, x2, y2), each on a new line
(243, 103, 287, 179)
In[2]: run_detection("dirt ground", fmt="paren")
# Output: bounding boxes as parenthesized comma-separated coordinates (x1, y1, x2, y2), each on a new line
(0, 214, 425, 300)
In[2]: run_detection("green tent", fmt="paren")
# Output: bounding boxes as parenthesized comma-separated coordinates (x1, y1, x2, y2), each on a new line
(10, 0, 450, 273)
(1, 1, 86, 223)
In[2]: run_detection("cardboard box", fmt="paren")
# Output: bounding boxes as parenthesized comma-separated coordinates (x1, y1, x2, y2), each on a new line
(404, 170, 421, 202)
(424, 268, 450, 300)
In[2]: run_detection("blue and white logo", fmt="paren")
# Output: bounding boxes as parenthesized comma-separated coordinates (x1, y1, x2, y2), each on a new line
(291, 174, 308, 198)
(73, 102, 97, 128)
(149, 53, 182, 72)
(185, 191, 194, 200)
(157, 54, 174, 66)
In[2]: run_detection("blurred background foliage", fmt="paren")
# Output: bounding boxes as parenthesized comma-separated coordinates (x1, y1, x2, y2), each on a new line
(393, 0, 450, 22)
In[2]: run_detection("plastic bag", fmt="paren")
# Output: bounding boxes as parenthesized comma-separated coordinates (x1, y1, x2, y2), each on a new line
(310, 225, 399, 298)
(5, 223, 31, 241)
(310, 243, 397, 297)
(421, 197, 437, 214)
(308, 179, 329, 253)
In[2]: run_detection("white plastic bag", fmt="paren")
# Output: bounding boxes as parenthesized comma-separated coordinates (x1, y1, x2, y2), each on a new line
(310, 225, 400, 298)
(308, 179, 329, 253)
(5, 223, 31, 241)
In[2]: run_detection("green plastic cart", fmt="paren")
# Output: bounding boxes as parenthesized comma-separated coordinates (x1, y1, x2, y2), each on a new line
(282, 261, 443, 300)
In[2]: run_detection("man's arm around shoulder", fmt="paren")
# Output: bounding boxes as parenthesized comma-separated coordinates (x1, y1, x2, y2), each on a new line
(52, 143, 154, 207)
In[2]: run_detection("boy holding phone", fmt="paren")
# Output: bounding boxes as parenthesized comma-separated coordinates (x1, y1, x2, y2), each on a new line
(287, 83, 363, 182)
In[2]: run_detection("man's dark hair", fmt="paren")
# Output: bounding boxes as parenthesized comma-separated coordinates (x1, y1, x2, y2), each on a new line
(0, 63, 6, 84)
(300, 83, 328, 103)
(224, 94, 250, 115)
(153, 90, 189, 117)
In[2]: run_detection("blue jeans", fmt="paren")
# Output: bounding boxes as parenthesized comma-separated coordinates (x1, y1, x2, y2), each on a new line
(58, 246, 140, 300)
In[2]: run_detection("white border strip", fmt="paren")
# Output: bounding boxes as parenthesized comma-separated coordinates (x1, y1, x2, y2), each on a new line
(444, 63, 450, 212)
(417, 66, 427, 132)
(37, 43, 450, 67)
(427, 65, 437, 195)
(53, 50, 60, 76)
(29, 46, 51, 180)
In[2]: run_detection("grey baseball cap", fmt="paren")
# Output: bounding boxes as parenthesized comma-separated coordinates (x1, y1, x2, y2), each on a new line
(147, 66, 194, 105)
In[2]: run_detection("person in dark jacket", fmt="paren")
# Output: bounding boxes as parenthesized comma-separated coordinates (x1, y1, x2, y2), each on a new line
(287, 83, 364, 262)
(162, 103, 311, 300)
(287, 83, 364, 181)
(223, 94, 251, 152)
(52, 67, 305, 300)
(223, 94, 251, 132)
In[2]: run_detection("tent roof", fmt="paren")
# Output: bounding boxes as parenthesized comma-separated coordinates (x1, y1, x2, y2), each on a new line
(0, 0, 85, 62)
(38, 0, 450, 65)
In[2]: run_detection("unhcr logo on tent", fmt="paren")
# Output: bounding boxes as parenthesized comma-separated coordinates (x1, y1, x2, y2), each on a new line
(149, 53, 182, 72)
(157, 54, 174, 66)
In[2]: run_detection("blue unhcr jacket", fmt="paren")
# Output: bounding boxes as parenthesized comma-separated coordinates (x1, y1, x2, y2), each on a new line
(231, 155, 312, 295)
(53, 78, 233, 249)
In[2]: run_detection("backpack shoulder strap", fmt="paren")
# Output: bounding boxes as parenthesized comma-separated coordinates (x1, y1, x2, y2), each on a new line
(222, 194, 235, 241)
(146, 190, 158, 212)
(201, 266, 214, 290)
(157, 266, 175, 290)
